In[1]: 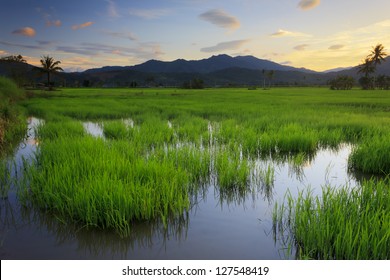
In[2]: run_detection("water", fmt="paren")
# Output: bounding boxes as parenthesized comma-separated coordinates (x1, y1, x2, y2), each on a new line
(0, 119, 362, 259)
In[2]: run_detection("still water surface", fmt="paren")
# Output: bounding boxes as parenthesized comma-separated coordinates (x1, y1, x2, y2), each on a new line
(0, 118, 361, 259)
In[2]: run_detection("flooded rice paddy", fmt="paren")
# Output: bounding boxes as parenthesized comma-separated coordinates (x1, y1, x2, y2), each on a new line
(0, 117, 364, 259)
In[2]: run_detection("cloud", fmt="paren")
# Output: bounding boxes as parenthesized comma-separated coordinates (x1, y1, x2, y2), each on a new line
(328, 44, 345, 50)
(129, 8, 170, 19)
(57, 46, 97, 56)
(56, 42, 165, 60)
(102, 30, 137, 41)
(72, 22, 94, 30)
(201, 39, 249, 53)
(46, 20, 62, 27)
(199, 9, 240, 30)
(298, 0, 321, 11)
(0, 50, 8, 56)
(12, 27, 36, 37)
(294, 44, 309, 51)
(271, 29, 309, 37)
(106, 0, 120, 18)
(0, 40, 42, 50)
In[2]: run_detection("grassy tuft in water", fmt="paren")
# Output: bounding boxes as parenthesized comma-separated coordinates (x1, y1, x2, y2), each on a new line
(349, 135, 390, 175)
(274, 180, 390, 259)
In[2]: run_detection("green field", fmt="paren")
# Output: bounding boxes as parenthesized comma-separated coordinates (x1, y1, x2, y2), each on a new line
(3, 86, 390, 259)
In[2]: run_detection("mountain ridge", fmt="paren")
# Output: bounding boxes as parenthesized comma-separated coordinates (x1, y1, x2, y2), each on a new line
(1, 54, 390, 87)
(84, 54, 319, 74)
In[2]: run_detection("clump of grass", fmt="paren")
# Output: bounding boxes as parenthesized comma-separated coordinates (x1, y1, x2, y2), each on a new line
(21, 135, 191, 237)
(215, 151, 251, 191)
(274, 180, 390, 259)
(103, 120, 130, 139)
(0, 77, 26, 153)
(349, 135, 390, 175)
(37, 120, 85, 140)
(276, 124, 318, 154)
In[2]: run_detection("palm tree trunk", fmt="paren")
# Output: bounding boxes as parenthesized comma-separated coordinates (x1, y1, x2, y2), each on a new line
(47, 72, 51, 90)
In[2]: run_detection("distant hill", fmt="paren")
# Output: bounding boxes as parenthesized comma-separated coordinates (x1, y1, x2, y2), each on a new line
(85, 54, 318, 75)
(2, 54, 390, 87)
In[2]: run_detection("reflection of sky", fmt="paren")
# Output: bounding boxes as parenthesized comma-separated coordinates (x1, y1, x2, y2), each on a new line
(275, 145, 357, 199)
(11, 117, 44, 176)
(83, 122, 104, 138)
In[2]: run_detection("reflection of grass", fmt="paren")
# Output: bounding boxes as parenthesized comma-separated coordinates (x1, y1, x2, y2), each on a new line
(274, 180, 390, 259)
(0, 161, 12, 199)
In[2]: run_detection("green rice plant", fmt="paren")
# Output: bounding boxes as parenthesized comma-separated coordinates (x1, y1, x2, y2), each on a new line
(0, 77, 26, 153)
(174, 115, 209, 145)
(274, 180, 390, 259)
(37, 120, 85, 140)
(103, 120, 130, 139)
(276, 124, 318, 154)
(134, 116, 175, 149)
(21, 134, 191, 236)
(349, 135, 390, 175)
(215, 150, 251, 191)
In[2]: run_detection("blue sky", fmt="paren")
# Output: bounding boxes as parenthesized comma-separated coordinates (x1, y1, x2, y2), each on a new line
(1, 0, 389, 71)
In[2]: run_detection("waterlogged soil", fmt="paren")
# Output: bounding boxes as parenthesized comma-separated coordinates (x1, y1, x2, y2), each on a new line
(0, 118, 363, 259)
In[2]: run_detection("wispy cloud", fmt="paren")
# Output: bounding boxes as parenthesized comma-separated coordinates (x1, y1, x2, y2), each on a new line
(72, 22, 94, 30)
(298, 0, 321, 11)
(328, 44, 345, 50)
(199, 9, 240, 30)
(56, 42, 165, 61)
(129, 8, 171, 19)
(0, 50, 8, 56)
(101, 30, 137, 41)
(271, 29, 310, 37)
(106, 0, 120, 18)
(46, 20, 62, 27)
(201, 39, 249, 53)
(0, 40, 42, 50)
(12, 27, 36, 37)
(36, 7, 61, 28)
(294, 44, 309, 51)
(280, 61, 293, 65)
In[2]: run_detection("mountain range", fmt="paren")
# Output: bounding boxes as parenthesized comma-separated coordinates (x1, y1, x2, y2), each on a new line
(1, 54, 390, 87)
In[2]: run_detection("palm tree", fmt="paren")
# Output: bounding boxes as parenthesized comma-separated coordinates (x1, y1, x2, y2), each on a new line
(368, 43, 387, 67)
(357, 58, 375, 77)
(357, 58, 375, 89)
(367, 44, 387, 88)
(40, 55, 63, 89)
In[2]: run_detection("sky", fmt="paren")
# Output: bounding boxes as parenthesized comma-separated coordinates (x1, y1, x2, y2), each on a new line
(0, 0, 389, 72)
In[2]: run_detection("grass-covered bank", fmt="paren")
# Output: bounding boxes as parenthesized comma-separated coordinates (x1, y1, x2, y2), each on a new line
(0, 76, 26, 155)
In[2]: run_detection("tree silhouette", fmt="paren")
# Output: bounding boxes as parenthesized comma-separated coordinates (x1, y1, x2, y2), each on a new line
(0, 54, 27, 63)
(368, 44, 387, 67)
(357, 44, 387, 89)
(357, 58, 375, 78)
(40, 55, 63, 89)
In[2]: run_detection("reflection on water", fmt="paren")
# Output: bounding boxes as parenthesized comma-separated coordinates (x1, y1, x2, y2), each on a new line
(0, 120, 369, 259)
(83, 122, 104, 138)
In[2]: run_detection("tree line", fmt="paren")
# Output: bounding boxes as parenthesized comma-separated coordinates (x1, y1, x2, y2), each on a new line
(330, 43, 388, 90)
(1, 54, 63, 90)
